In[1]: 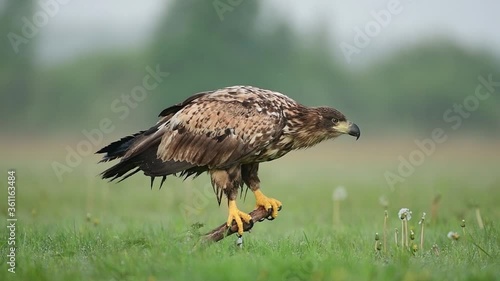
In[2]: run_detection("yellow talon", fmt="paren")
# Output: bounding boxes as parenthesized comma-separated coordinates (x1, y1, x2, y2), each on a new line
(227, 200, 252, 235)
(253, 189, 282, 218)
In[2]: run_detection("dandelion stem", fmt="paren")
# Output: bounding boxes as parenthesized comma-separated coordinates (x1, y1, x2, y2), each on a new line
(419, 212, 426, 253)
(401, 220, 405, 250)
(405, 220, 409, 248)
(420, 221, 424, 252)
(383, 210, 388, 254)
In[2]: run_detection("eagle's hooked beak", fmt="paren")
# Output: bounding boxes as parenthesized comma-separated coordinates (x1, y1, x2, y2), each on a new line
(347, 122, 360, 140)
(335, 121, 361, 140)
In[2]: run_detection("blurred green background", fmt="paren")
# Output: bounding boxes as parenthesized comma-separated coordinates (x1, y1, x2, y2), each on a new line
(2, 0, 499, 136)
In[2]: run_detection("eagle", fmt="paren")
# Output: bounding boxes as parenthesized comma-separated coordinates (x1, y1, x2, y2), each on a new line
(97, 86, 360, 235)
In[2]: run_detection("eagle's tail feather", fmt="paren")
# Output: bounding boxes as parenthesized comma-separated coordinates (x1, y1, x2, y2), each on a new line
(97, 130, 202, 183)
(96, 131, 145, 163)
(100, 156, 141, 181)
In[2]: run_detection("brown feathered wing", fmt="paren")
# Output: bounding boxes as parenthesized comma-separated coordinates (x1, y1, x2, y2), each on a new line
(156, 93, 286, 169)
(98, 88, 287, 187)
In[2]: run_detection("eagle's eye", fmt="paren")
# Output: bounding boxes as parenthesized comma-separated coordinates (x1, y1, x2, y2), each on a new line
(331, 118, 339, 124)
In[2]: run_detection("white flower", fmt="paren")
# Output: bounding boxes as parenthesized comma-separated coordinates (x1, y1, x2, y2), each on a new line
(398, 208, 412, 221)
(447, 231, 460, 240)
(333, 186, 347, 201)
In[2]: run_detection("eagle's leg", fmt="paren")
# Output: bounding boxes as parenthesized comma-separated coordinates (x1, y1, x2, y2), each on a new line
(227, 195, 252, 236)
(211, 167, 252, 235)
(253, 189, 282, 218)
(242, 164, 282, 219)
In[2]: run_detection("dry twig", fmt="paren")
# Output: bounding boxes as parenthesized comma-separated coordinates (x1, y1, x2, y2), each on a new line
(201, 207, 274, 243)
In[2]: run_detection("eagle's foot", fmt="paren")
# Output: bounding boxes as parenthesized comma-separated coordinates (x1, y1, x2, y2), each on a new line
(253, 189, 282, 219)
(227, 200, 252, 235)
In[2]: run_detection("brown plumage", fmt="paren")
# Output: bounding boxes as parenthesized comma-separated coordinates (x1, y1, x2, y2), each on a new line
(97, 85, 360, 235)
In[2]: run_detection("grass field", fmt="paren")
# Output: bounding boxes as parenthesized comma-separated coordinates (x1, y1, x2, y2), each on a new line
(1, 137, 499, 281)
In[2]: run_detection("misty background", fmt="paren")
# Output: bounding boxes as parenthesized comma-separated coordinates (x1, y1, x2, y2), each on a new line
(1, 0, 499, 138)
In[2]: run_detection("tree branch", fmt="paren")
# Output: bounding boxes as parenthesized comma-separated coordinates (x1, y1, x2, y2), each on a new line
(201, 207, 272, 243)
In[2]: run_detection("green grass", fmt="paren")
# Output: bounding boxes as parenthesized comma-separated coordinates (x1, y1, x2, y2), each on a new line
(1, 141, 499, 281)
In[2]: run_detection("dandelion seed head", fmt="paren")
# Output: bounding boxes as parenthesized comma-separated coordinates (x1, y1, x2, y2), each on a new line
(447, 231, 460, 240)
(398, 208, 412, 221)
(333, 186, 347, 201)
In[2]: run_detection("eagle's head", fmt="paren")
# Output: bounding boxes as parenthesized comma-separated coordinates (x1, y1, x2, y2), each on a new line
(316, 107, 360, 140)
